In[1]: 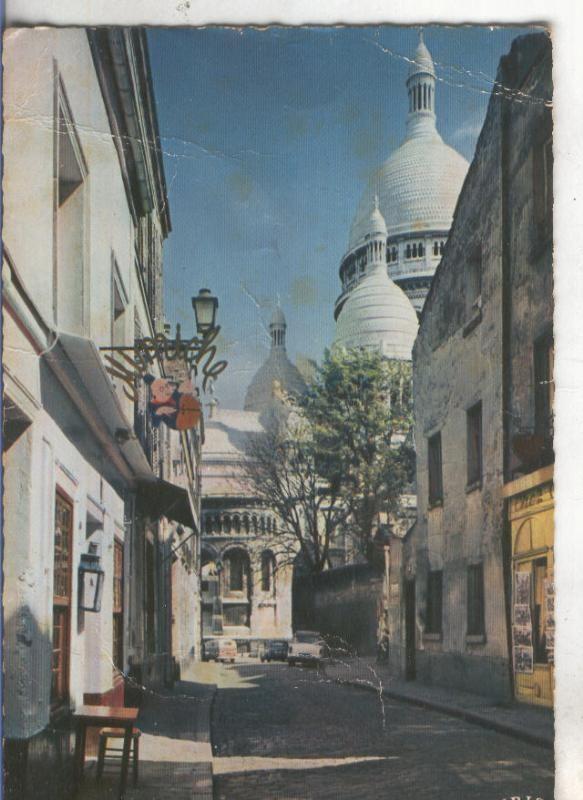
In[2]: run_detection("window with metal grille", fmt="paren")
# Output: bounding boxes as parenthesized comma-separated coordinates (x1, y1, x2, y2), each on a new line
(425, 570, 443, 635)
(427, 432, 443, 505)
(52, 492, 73, 707)
(467, 563, 485, 636)
(466, 402, 483, 487)
(113, 539, 124, 671)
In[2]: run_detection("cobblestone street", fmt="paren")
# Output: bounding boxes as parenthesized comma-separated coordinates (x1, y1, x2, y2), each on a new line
(211, 661, 553, 800)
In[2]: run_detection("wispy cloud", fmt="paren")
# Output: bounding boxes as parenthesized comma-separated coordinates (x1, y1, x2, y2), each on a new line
(452, 120, 484, 143)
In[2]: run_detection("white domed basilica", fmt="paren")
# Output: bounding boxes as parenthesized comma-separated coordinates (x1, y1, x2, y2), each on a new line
(333, 197, 418, 360)
(334, 32, 469, 345)
(244, 307, 307, 413)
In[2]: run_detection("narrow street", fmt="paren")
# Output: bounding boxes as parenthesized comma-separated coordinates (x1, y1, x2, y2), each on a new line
(211, 661, 553, 800)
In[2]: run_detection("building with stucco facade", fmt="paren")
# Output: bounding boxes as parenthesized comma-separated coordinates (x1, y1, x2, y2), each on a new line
(2, 28, 202, 798)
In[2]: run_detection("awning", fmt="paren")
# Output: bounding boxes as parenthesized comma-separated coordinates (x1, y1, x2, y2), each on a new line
(137, 479, 196, 529)
(43, 332, 155, 486)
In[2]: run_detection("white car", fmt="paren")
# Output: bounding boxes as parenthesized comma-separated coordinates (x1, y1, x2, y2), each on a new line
(287, 631, 328, 667)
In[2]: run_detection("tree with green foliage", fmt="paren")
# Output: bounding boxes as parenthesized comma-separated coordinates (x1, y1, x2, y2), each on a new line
(299, 348, 414, 560)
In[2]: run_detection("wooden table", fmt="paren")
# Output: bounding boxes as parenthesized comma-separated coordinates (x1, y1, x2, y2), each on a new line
(73, 705, 139, 800)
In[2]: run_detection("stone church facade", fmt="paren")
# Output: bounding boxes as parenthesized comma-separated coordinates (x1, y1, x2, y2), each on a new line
(200, 309, 304, 652)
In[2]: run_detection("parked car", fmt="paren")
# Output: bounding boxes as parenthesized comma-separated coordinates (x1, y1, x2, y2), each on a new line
(203, 638, 237, 663)
(260, 640, 289, 663)
(287, 631, 328, 667)
(203, 639, 219, 661)
(217, 638, 237, 663)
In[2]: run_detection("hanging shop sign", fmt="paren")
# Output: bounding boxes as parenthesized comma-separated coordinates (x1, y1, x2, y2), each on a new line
(145, 375, 202, 431)
(100, 323, 228, 401)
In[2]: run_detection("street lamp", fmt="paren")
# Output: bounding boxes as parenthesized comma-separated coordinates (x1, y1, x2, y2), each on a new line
(192, 288, 219, 335)
(78, 543, 105, 613)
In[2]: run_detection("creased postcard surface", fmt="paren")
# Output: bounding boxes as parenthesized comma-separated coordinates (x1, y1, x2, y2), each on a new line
(2, 21, 559, 800)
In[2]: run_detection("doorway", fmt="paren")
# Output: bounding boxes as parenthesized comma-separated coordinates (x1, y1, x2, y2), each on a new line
(404, 578, 416, 681)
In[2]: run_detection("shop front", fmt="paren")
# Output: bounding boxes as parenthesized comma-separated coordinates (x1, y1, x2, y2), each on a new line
(503, 465, 554, 708)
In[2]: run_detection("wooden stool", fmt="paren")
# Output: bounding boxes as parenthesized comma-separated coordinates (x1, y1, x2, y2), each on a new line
(96, 727, 141, 786)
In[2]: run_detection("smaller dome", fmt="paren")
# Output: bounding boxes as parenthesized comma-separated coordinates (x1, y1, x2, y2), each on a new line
(366, 195, 387, 238)
(408, 32, 436, 79)
(333, 264, 418, 360)
(270, 306, 286, 327)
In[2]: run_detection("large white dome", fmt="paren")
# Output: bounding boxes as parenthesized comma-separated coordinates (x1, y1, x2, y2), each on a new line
(333, 264, 418, 360)
(349, 129, 469, 248)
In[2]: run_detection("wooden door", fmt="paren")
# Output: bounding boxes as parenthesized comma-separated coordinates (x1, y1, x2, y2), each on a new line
(51, 491, 73, 707)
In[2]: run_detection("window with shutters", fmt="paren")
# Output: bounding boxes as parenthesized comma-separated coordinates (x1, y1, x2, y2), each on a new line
(52, 491, 73, 707)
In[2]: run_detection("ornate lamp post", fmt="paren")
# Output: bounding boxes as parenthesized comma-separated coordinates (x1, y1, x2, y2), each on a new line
(101, 287, 227, 397)
(192, 288, 219, 335)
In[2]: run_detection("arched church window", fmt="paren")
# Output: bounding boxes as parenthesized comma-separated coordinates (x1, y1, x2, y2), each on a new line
(233, 515, 241, 534)
(223, 515, 231, 534)
(261, 516, 266, 533)
(406, 244, 411, 259)
(428, 85, 432, 110)
(417, 84, 422, 110)
(419, 242, 424, 257)
(440, 241, 445, 254)
(252, 515, 258, 534)
(433, 241, 439, 256)
(222, 548, 251, 597)
(412, 243, 417, 258)
(423, 83, 427, 109)
(243, 514, 250, 534)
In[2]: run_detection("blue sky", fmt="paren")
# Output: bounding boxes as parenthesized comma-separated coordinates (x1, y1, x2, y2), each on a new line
(148, 24, 540, 408)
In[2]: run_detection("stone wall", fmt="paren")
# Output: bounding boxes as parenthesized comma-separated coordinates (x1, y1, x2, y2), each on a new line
(294, 564, 383, 656)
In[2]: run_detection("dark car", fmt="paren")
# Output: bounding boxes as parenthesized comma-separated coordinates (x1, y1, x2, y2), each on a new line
(260, 640, 289, 662)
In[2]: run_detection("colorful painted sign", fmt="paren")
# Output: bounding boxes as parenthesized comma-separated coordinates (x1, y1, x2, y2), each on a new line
(144, 375, 202, 431)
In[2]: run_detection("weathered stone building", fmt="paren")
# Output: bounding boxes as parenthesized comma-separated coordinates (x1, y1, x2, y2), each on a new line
(393, 32, 553, 703)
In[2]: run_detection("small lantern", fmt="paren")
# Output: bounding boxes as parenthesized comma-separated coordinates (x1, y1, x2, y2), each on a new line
(192, 288, 218, 334)
(78, 543, 105, 613)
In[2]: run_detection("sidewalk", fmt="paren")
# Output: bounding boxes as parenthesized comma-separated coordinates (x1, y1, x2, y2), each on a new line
(326, 656, 553, 749)
(77, 663, 217, 800)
